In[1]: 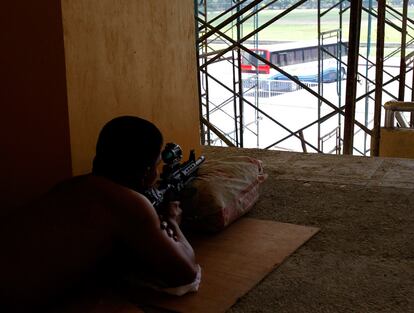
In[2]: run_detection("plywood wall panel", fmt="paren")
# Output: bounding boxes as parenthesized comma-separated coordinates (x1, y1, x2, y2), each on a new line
(0, 1, 72, 211)
(61, 0, 200, 175)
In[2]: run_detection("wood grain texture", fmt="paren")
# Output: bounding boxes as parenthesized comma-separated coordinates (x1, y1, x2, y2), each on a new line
(61, 0, 201, 175)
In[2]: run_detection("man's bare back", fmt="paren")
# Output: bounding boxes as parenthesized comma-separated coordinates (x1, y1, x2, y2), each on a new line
(0, 117, 199, 312)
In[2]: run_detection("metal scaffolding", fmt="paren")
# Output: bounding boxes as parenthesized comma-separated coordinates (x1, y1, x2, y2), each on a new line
(195, 0, 414, 156)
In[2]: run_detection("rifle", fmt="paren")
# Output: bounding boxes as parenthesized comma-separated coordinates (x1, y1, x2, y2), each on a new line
(144, 143, 205, 210)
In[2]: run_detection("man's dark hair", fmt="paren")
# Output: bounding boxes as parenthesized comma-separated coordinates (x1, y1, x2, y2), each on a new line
(92, 116, 163, 189)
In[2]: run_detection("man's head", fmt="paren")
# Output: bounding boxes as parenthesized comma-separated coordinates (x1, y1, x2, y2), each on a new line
(92, 116, 163, 191)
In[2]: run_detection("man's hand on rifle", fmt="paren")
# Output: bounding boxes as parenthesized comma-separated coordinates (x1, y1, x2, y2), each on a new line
(166, 201, 183, 225)
(159, 201, 183, 241)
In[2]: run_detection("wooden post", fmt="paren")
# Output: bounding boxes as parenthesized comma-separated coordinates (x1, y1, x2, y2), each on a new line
(372, 0, 386, 156)
(343, 0, 362, 155)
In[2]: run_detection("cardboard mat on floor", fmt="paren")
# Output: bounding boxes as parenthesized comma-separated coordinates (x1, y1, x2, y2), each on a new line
(55, 290, 145, 313)
(129, 217, 319, 313)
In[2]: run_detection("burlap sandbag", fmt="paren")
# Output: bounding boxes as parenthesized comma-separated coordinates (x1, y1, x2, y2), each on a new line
(181, 156, 267, 233)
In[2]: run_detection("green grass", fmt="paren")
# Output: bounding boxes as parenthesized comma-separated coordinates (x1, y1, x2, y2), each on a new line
(205, 8, 413, 44)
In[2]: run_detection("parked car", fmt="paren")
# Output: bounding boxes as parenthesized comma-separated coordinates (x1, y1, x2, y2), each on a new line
(270, 66, 346, 84)
(243, 66, 346, 96)
(257, 66, 346, 94)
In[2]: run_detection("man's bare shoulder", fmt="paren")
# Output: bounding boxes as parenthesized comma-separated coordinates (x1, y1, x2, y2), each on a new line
(49, 175, 154, 217)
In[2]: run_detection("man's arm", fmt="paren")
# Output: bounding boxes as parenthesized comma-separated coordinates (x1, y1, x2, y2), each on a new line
(111, 188, 198, 287)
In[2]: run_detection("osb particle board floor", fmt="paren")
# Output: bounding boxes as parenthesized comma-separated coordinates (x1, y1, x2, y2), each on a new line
(202, 146, 414, 313)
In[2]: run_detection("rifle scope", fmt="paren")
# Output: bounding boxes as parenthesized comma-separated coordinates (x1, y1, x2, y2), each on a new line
(162, 143, 183, 164)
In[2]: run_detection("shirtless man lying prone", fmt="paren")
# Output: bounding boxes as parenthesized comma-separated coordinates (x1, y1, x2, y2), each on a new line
(0, 116, 200, 312)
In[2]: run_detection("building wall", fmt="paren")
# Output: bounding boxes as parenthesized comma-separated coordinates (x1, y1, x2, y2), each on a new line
(0, 0, 200, 211)
(0, 1, 72, 211)
(61, 0, 201, 175)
